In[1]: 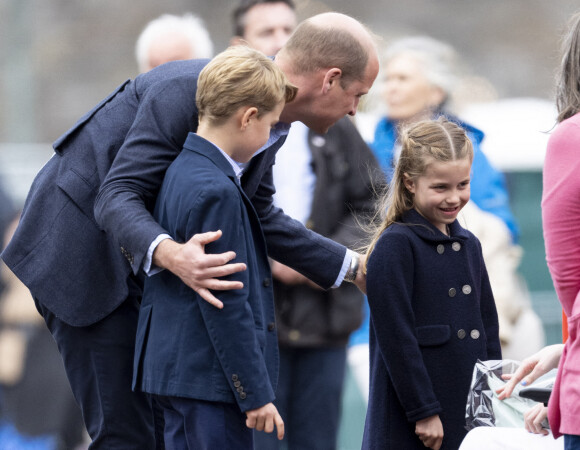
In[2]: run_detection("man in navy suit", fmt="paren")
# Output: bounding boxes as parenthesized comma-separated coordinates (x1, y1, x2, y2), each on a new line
(1, 12, 378, 449)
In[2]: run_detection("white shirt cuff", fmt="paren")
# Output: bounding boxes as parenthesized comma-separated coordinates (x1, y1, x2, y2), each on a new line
(333, 249, 355, 288)
(144, 234, 172, 276)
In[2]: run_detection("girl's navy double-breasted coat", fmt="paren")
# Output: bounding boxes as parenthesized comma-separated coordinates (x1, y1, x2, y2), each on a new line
(363, 209, 501, 449)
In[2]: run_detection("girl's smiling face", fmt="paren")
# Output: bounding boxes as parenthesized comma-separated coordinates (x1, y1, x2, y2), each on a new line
(404, 158, 472, 235)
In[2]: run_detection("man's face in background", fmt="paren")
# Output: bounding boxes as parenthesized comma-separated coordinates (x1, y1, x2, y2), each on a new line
(236, 2, 297, 56)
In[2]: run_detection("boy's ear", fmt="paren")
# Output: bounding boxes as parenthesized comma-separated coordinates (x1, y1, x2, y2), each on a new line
(403, 173, 415, 193)
(241, 107, 259, 130)
(322, 68, 342, 94)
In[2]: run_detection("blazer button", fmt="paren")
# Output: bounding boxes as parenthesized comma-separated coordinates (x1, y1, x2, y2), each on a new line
(437, 244, 445, 254)
(267, 322, 276, 332)
(232, 374, 239, 382)
(234, 381, 241, 388)
(236, 386, 244, 393)
(452, 242, 461, 251)
(240, 392, 247, 400)
(470, 329, 480, 339)
(457, 329, 466, 339)
(462, 284, 472, 295)
(448, 288, 456, 297)
(263, 278, 271, 287)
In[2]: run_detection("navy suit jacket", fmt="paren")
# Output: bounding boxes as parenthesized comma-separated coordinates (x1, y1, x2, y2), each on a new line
(1, 59, 346, 326)
(134, 134, 278, 412)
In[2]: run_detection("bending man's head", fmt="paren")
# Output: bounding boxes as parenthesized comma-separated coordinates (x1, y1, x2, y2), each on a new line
(275, 12, 380, 133)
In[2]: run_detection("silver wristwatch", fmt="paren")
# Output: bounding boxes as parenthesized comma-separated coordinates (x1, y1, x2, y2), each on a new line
(344, 254, 360, 283)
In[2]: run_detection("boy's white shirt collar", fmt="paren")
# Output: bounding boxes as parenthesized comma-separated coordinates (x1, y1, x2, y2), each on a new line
(218, 122, 291, 178)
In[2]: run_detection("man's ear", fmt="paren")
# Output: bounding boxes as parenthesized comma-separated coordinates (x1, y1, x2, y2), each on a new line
(241, 106, 259, 130)
(403, 173, 415, 193)
(322, 68, 342, 94)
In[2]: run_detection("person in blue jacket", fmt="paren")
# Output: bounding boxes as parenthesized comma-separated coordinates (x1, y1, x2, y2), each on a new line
(363, 118, 501, 449)
(371, 35, 519, 242)
(133, 46, 296, 448)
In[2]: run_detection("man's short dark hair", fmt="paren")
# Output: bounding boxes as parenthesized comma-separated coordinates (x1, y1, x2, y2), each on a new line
(232, 0, 296, 37)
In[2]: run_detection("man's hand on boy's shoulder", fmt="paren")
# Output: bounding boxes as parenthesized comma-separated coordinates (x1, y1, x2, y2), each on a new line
(153, 230, 247, 308)
(246, 402, 284, 440)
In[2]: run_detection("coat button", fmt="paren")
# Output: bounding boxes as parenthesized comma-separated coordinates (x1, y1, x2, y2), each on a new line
(448, 288, 456, 297)
(437, 244, 445, 254)
(457, 329, 466, 339)
(263, 278, 271, 287)
(462, 285, 472, 295)
(289, 330, 300, 341)
(232, 374, 239, 382)
(267, 322, 276, 332)
(234, 381, 241, 388)
(236, 386, 244, 393)
(311, 135, 326, 147)
(452, 242, 461, 251)
(240, 392, 247, 399)
(470, 329, 480, 339)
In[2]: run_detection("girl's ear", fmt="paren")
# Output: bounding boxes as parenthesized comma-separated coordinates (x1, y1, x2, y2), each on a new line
(241, 106, 259, 130)
(403, 173, 415, 193)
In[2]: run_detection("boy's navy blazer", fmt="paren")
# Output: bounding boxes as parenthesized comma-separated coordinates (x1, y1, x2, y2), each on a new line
(134, 133, 278, 411)
(1, 59, 346, 327)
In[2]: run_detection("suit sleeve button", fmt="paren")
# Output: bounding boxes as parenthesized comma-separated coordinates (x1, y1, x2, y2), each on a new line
(457, 329, 466, 339)
(267, 322, 276, 331)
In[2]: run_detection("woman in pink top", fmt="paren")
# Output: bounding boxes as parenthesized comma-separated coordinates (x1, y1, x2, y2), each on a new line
(542, 10, 580, 449)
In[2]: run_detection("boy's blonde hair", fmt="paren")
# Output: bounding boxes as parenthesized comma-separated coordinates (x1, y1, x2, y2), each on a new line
(363, 117, 473, 272)
(196, 45, 297, 125)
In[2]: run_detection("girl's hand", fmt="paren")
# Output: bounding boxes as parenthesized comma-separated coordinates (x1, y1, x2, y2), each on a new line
(415, 414, 444, 450)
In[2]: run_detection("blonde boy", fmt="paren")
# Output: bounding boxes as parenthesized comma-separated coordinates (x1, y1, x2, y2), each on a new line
(132, 45, 297, 449)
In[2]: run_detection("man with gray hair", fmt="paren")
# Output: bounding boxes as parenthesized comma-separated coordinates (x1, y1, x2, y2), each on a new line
(135, 13, 213, 73)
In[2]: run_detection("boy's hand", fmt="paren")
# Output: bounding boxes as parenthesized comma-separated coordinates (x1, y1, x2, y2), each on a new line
(415, 414, 444, 450)
(246, 403, 284, 440)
